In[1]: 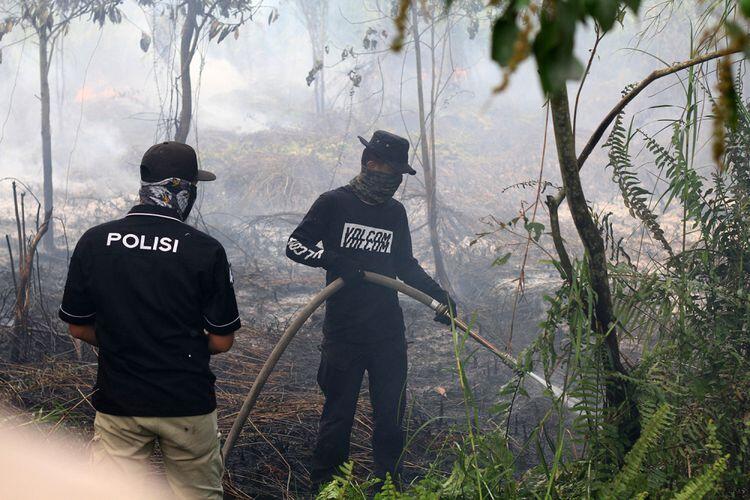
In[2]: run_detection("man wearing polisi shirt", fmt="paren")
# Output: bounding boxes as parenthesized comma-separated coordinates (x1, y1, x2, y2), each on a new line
(286, 130, 457, 489)
(58, 142, 241, 500)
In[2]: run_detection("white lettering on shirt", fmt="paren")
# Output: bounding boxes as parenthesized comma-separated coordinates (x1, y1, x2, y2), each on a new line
(158, 237, 173, 252)
(287, 237, 323, 261)
(106, 233, 122, 246)
(106, 232, 179, 253)
(138, 235, 152, 250)
(340, 223, 393, 253)
(122, 234, 139, 249)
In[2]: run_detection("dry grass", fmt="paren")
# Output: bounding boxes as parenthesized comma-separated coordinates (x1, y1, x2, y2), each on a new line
(0, 325, 450, 499)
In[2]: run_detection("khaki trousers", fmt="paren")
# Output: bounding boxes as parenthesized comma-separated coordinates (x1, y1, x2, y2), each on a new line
(93, 411, 223, 500)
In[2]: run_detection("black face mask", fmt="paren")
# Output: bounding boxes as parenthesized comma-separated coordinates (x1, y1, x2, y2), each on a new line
(181, 184, 198, 221)
(139, 178, 197, 220)
(348, 169, 403, 205)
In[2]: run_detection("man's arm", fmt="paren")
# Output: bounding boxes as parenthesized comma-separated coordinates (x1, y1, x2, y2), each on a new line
(68, 324, 98, 347)
(286, 194, 332, 268)
(287, 193, 364, 284)
(59, 237, 100, 336)
(394, 212, 447, 301)
(395, 218, 456, 325)
(202, 246, 242, 354)
(207, 332, 234, 354)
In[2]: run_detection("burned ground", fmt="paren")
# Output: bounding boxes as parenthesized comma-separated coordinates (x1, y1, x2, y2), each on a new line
(0, 126, 600, 498)
(0, 250, 563, 498)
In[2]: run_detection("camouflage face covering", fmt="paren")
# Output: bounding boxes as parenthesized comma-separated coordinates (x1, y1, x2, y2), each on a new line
(139, 177, 196, 220)
(348, 169, 403, 205)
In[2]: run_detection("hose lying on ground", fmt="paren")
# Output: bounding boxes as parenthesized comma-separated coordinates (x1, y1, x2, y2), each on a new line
(222, 271, 568, 462)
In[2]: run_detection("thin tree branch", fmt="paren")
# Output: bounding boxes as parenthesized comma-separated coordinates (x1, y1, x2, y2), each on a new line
(546, 195, 573, 281)
(573, 25, 602, 138)
(553, 45, 743, 207)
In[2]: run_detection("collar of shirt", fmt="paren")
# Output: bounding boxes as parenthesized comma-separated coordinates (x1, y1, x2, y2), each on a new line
(126, 204, 184, 223)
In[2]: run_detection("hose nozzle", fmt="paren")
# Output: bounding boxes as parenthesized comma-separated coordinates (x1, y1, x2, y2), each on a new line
(435, 302, 450, 317)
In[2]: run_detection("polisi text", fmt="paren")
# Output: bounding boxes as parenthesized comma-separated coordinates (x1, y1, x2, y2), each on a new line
(106, 232, 180, 253)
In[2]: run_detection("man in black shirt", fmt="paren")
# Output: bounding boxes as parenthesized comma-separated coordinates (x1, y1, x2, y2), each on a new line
(59, 142, 241, 499)
(286, 130, 456, 489)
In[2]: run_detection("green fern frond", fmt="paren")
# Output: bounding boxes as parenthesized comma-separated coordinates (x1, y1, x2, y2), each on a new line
(672, 454, 729, 500)
(374, 473, 400, 499)
(642, 126, 709, 234)
(316, 461, 373, 500)
(607, 403, 672, 499)
(604, 112, 673, 256)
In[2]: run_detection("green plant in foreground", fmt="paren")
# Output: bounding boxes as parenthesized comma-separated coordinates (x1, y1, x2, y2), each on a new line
(316, 461, 380, 500)
(315, 63, 750, 500)
(605, 403, 673, 499)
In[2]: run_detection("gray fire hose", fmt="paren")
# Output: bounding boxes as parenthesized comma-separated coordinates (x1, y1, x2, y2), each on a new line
(221, 271, 562, 462)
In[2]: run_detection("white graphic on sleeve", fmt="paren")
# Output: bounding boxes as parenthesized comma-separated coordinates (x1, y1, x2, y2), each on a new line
(106, 232, 179, 253)
(340, 223, 393, 253)
(287, 237, 324, 261)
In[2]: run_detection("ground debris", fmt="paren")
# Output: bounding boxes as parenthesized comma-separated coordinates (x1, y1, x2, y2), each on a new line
(0, 325, 449, 498)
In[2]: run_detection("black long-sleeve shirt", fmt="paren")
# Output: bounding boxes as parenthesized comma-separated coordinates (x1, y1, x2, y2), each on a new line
(286, 186, 445, 343)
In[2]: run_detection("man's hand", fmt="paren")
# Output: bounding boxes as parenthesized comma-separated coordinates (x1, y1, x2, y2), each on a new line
(434, 293, 457, 326)
(208, 333, 234, 354)
(329, 255, 365, 285)
(68, 324, 98, 346)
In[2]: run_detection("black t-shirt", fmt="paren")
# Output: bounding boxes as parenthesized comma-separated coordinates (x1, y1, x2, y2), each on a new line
(286, 186, 444, 343)
(59, 204, 241, 417)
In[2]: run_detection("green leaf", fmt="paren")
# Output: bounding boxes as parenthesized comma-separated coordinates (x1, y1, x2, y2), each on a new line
(533, 9, 583, 93)
(491, 13, 519, 67)
(525, 221, 545, 242)
(590, 0, 620, 31)
(492, 252, 512, 267)
(488, 401, 512, 415)
(740, 0, 750, 17)
(623, 0, 641, 13)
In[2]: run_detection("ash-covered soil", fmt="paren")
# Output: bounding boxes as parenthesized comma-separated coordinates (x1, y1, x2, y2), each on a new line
(0, 252, 563, 499)
(217, 259, 563, 497)
(0, 126, 584, 496)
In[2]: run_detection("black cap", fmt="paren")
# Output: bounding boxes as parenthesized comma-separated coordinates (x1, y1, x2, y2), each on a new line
(140, 141, 216, 183)
(358, 130, 416, 175)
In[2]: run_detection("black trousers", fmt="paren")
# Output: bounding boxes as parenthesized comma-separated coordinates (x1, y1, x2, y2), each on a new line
(310, 337, 407, 487)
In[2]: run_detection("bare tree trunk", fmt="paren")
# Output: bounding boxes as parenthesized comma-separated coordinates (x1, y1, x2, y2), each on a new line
(175, 0, 197, 143)
(311, 46, 324, 114)
(39, 28, 54, 251)
(550, 87, 621, 371)
(11, 210, 52, 362)
(411, 5, 454, 295)
(313, 77, 320, 114)
(549, 85, 639, 452)
(546, 195, 573, 281)
(298, 0, 327, 115)
(312, 53, 324, 114)
(318, 57, 325, 114)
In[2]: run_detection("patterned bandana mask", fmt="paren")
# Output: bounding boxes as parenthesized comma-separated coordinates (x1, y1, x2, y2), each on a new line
(348, 168, 403, 205)
(139, 177, 197, 221)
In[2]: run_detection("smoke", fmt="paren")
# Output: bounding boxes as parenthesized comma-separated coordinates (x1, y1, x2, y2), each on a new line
(0, 0, 733, 235)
